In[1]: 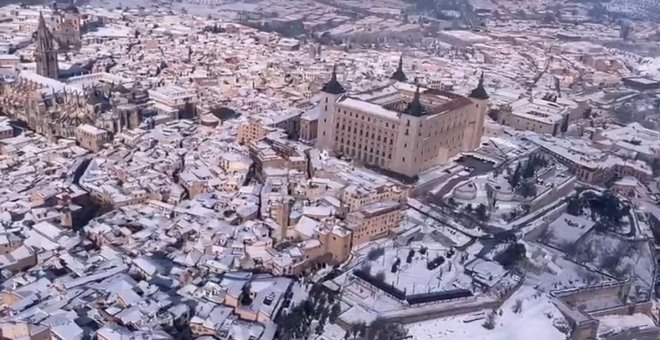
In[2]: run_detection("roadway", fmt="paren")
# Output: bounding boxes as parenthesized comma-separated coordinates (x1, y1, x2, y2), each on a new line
(427, 155, 495, 199)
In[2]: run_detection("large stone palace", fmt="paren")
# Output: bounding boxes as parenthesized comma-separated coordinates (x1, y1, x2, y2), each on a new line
(315, 58, 489, 178)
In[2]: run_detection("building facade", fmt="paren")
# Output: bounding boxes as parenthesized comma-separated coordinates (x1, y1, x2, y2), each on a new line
(238, 118, 271, 144)
(148, 85, 197, 120)
(50, 3, 82, 48)
(315, 66, 488, 178)
(497, 96, 566, 136)
(75, 124, 111, 152)
(299, 107, 319, 143)
(345, 200, 403, 247)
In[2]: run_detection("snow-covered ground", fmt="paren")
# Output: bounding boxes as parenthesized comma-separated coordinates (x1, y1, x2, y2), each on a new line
(598, 313, 657, 338)
(572, 232, 655, 301)
(358, 245, 472, 295)
(314, 323, 348, 340)
(636, 56, 660, 78)
(607, 0, 660, 20)
(526, 242, 613, 291)
(407, 285, 567, 340)
(542, 213, 595, 252)
(405, 209, 473, 247)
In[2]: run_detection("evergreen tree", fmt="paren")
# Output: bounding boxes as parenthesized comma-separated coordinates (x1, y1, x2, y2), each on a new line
(475, 203, 488, 221)
(365, 318, 408, 340)
(240, 281, 253, 305)
(509, 162, 522, 188)
(329, 303, 341, 323)
(315, 323, 324, 335)
(653, 158, 660, 176)
(566, 194, 583, 216)
(522, 156, 536, 179)
(406, 249, 415, 263)
(560, 116, 569, 133)
(519, 181, 537, 198)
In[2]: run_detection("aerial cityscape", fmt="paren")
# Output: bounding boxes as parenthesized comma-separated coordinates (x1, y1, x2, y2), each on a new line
(1, 0, 660, 339)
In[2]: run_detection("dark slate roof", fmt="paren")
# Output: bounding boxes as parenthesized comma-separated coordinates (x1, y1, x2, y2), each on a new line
(404, 86, 428, 117)
(63, 3, 79, 13)
(321, 65, 345, 95)
(469, 72, 489, 100)
(390, 55, 407, 82)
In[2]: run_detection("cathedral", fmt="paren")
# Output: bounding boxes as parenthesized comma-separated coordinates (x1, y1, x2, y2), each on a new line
(0, 5, 146, 146)
(0, 73, 145, 142)
(315, 57, 489, 178)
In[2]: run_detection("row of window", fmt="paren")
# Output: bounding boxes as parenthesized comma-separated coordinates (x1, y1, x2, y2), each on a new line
(335, 123, 397, 144)
(355, 226, 388, 238)
(336, 107, 397, 129)
(340, 146, 389, 167)
(515, 118, 551, 132)
(335, 135, 393, 157)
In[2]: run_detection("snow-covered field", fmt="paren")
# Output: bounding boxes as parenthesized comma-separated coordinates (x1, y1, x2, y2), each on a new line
(607, 0, 660, 20)
(526, 244, 611, 292)
(359, 245, 472, 295)
(407, 285, 567, 340)
(541, 213, 594, 252)
(572, 233, 655, 301)
(598, 313, 657, 337)
(636, 56, 660, 78)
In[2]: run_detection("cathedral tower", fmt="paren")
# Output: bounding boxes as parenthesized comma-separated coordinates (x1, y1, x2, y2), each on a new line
(35, 12, 59, 79)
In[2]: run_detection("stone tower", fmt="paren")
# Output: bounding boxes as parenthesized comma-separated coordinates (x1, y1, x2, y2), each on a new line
(35, 12, 59, 79)
(467, 72, 489, 150)
(53, 1, 82, 48)
(315, 65, 346, 151)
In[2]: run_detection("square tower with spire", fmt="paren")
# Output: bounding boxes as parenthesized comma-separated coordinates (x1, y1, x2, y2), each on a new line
(35, 12, 59, 80)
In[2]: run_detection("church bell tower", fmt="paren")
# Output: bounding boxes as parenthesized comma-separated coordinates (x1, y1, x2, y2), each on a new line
(35, 12, 59, 79)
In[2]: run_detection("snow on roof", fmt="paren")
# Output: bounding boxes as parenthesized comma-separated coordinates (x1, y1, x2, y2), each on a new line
(302, 205, 333, 217)
(600, 122, 660, 156)
(294, 216, 321, 239)
(614, 176, 641, 187)
(133, 257, 158, 276)
(361, 200, 400, 215)
(32, 221, 62, 240)
(18, 71, 83, 95)
(338, 96, 400, 120)
(0, 54, 19, 60)
(510, 98, 565, 124)
(597, 313, 656, 337)
(77, 124, 107, 136)
(117, 288, 142, 307)
(85, 26, 132, 38)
